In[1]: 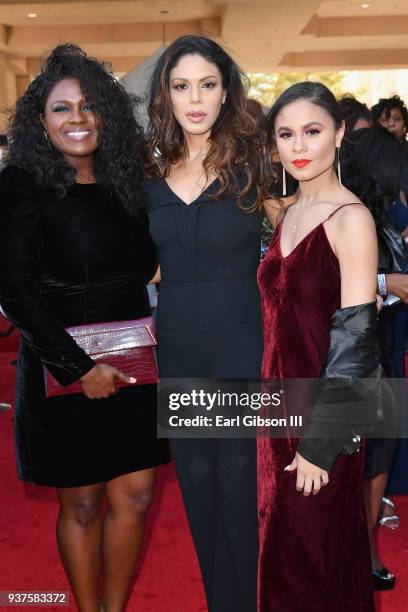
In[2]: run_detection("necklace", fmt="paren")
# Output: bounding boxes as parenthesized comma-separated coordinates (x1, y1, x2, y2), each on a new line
(291, 200, 310, 234)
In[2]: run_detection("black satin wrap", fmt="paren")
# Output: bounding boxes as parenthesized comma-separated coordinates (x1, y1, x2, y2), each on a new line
(378, 224, 408, 274)
(298, 302, 386, 471)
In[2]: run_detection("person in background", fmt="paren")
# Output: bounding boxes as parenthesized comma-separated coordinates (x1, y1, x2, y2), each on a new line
(372, 95, 408, 508)
(0, 133, 8, 169)
(338, 95, 372, 137)
(246, 98, 266, 128)
(343, 125, 408, 590)
(372, 94, 408, 141)
(339, 95, 403, 588)
(0, 44, 169, 612)
(144, 35, 263, 612)
(372, 95, 408, 237)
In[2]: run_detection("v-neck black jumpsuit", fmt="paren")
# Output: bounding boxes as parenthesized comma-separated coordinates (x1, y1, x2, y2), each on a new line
(144, 176, 263, 612)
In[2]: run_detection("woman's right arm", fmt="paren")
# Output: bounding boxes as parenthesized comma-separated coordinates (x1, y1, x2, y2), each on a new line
(263, 198, 283, 229)
(263, 195, 296, 229)
(148, 265, 161, 284)
(0, 168, 134, 398)
(0, 167, 97, 387)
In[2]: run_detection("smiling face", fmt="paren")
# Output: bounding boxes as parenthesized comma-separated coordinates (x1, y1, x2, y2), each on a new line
(169, 53, 226, 137)
(41, 77, 100, 163)
(274, 98, 344, 182)
(378, 106, 406, 140)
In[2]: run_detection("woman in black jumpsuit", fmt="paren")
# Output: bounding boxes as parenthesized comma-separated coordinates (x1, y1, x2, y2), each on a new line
(145, 36, 264, 612)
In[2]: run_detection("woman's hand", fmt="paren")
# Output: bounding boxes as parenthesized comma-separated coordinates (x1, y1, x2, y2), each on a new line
(80, 364, 136, 399)
(385, 273, 408, 304)
(284, 452, 329, 496)
(148, 265, 161, 285)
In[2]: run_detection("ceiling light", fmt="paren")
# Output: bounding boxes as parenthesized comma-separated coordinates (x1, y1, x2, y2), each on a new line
(27, 13, 37, 18)
(361, 3, 370, 7)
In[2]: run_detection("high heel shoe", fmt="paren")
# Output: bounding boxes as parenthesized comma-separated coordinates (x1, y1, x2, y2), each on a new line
(373, 567, 396, 591)
(378, 497, 399, 530)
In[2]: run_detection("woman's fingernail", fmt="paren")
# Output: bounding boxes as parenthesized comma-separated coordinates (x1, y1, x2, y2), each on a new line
(129, 377, 137, 383)
(284, 465, 291, 471)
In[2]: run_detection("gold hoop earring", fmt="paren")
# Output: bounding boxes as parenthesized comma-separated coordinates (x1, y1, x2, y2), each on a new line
(282, 165, 287, 196)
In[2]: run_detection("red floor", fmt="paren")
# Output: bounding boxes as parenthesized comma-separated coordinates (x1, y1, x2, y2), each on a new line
(0, 321, 407, 611)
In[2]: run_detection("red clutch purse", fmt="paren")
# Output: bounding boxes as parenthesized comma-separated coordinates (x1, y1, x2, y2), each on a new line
(45, 317, 158, 397)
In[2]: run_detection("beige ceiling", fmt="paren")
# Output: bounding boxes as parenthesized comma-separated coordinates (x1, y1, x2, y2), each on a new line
(1, 0, 408, 111)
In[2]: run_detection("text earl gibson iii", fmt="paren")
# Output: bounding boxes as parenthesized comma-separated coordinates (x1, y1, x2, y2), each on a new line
(168, 415, 303, 428)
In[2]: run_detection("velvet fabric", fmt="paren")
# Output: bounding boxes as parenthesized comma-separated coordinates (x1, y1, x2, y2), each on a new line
(0, 166, 170, 487)
(257, 214, 375, 611)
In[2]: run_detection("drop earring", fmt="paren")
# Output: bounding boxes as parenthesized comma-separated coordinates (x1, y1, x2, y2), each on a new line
(282, 165, 287, 196)
(336, 147, 343, 188)
(43, 130, 51, 148)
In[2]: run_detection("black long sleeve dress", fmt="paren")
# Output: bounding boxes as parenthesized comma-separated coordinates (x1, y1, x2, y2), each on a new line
(0, 166, 169, 487)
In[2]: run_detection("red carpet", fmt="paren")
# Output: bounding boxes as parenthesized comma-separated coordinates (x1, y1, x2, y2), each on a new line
(0, 318, 407, 611)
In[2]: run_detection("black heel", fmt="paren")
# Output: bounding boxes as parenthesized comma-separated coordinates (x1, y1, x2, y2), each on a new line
(373, 567, 396, 591)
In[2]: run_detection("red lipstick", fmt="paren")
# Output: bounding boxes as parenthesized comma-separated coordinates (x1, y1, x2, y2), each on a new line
(292, 159, 311, 168)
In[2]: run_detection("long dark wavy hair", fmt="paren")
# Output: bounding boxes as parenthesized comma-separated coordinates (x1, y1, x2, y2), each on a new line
(263, 81, 344, 200)
(146, 35, 264, 209)
(342, 126, 408, 227)
(8, 43, 145, 215)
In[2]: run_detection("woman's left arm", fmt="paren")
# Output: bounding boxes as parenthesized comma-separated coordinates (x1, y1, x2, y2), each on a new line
(291, 206, 380, 495)
(334, 204, 378, 307)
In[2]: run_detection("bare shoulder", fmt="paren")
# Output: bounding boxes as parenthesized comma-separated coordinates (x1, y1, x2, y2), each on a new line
(334, 202, 375, 234)
(331, 202, 377, 263)
(263, 195, 296, 228)
(263, 197, 284, 228)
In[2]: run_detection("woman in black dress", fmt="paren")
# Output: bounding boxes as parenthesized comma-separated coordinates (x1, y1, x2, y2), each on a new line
(0, 44, 169, 612)
(144, 36, 264, 612)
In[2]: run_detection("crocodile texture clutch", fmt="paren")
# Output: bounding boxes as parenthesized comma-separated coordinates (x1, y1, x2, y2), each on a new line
(45, 317, 158, 397)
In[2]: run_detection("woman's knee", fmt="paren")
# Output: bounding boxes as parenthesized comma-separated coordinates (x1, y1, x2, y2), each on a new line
(112, 487, 155, 518)
(59, 492, 102, 527)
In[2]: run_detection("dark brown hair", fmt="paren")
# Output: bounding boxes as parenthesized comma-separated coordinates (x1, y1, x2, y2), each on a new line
(338, 95, 371, 137)
(146, 35, 264, 209)
(264, 81, 343, 198)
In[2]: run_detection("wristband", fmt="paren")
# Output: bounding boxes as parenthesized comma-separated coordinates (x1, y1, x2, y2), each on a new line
(377, 273, 387, 296)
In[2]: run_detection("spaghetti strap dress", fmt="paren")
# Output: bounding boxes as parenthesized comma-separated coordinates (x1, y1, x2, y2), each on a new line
(257, 204, 375, 612)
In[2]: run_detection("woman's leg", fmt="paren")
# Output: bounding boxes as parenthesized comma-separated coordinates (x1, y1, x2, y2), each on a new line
(363, 473, 388, 570)
(102, 468, 156, 612)
(57, 483, 105, 612)
(170, 438, 218, 609)
(213, 438, 258, 612)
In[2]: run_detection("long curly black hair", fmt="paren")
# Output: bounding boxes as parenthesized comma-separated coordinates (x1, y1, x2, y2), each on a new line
(8, 43, 145, 215)
(371, 95, 408, 141)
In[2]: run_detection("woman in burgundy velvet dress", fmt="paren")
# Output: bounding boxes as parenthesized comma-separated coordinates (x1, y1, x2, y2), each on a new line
(257, 82, 379, 611)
